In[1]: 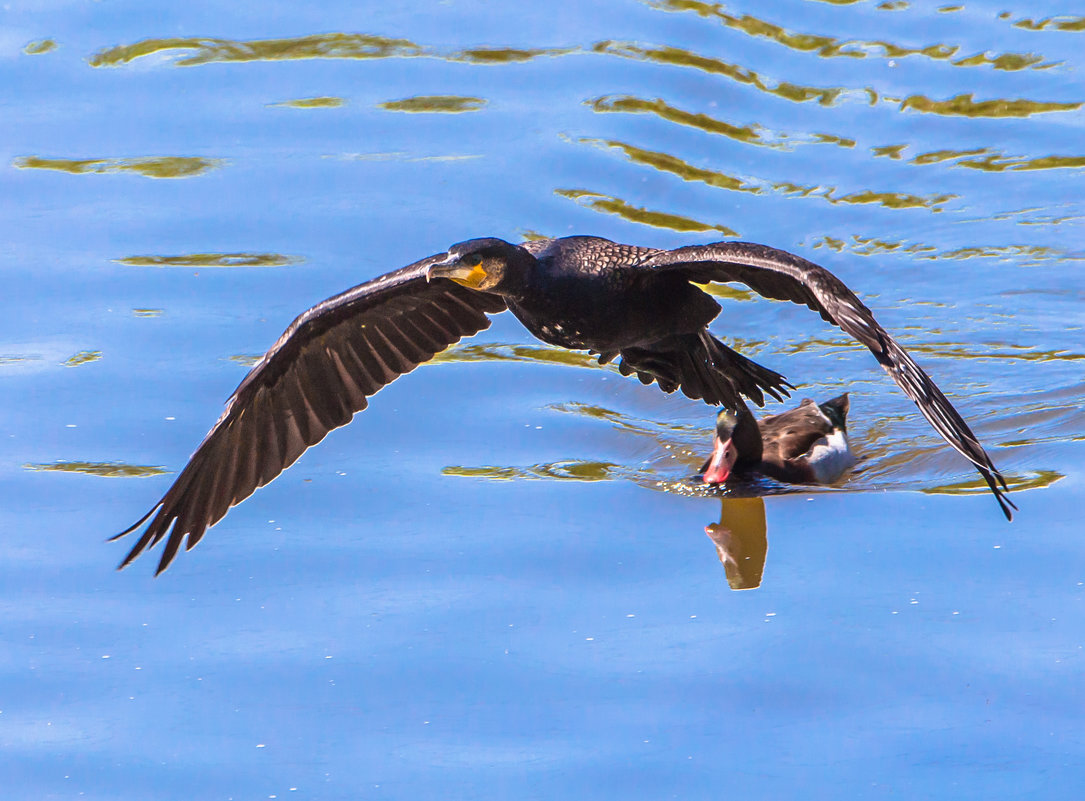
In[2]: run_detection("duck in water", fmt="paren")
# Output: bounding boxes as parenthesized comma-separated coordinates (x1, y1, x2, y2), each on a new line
(702, 394, 855, 486)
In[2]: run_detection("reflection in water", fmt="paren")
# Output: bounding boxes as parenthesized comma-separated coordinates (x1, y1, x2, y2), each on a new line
(433, 342, 608, 370)
(898, 94, 1081, 118)
(647, 0, 1056, 71)
(925, 470, 1064, 496)
(443, 381, 1069, 505)
(444, 460, 623, 482)
(89, 33, 423, 67)
(451, 46, 578, 64)
(595, 41, 1077, 118)
(13, 156, 221, 178)
(810, 235, 1080, 264)
(378, 96, 487, 113)
(587, 95, 855, 151)
(63, 350, 101, 368)
(23, 461, 170, 478)
(115, 253, 299, 268)
(1003, 14, 1085, 32)
(593, 40, 859, 106)
(705, 498, 768, 591)
(85, 30, 1079, 125)
(268, 96, 346, 109)
(872, 145, 1085, 173)
(578, 138, 957, 211)
(24, 39, 57, 55)
(554, 188, 739, 234)
(132, 309, 163, 318)
(228, 354, 263, 367)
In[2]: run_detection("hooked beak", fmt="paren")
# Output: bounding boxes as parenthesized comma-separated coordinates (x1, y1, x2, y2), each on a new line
(425, 256, 489, 289)
(702, 435, 738, 484)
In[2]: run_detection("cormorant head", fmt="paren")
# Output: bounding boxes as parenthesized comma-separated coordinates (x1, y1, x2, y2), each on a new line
(702, 405, 762, 484)
(425, 238, 528, 293)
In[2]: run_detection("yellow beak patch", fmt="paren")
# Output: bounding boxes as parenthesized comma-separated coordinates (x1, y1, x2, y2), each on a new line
(449, 263, 489, 289)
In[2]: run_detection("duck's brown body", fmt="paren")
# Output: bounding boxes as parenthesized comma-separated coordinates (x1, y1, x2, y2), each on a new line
(702, 394, 855, 485)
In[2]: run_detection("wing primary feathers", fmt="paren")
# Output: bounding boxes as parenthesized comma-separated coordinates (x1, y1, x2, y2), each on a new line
(640, 241, 1014, 518)
(115, 261, 508, 572)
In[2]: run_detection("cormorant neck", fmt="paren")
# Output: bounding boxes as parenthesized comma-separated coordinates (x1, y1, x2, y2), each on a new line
(493, 241, 538, 302)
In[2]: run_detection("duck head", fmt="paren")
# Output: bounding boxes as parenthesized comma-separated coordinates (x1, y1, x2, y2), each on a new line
(702, 405, 762, 484)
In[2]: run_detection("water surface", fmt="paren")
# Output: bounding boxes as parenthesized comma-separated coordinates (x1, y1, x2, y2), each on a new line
(2, 1, 1083, 798)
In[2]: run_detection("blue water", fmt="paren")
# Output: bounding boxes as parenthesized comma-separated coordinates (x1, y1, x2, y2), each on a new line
(2, 1, 1084, 798)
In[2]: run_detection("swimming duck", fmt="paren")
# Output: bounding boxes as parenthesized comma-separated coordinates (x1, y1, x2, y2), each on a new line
(702, 394, 856, 485)
(114, 236, 1013, 573)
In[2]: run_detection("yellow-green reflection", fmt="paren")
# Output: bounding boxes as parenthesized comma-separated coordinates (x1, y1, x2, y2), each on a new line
(13, 156, 221, 178)
(443, 460, 621, 482)
(878, 1, 909, 9)
(89, 33, 423, 67)
(229, 354, 263, 367)
(378, 96, 486, 113)
(809, 235, 1079, 262)
(924, 470, 1063, 496)
(695, 283, 757, 302)
(268, 96, 346, 109)
(64, 351, 101, 367)
(449, 46, 578, 64)
(556, 188, 740, 234)
(884, 147, 1085, 172)
(705, 497, 768, 590)
(648, 0, 1051, 71)
(132, 309, 163, 318)
(902, 342, 1085, 363)
(587, 95, 855, 150)
(772, 327, 1085, 364)
(116, 253, 299, 268)
(1003, 14, 1085, 32)
(549, 400, 705, 437)
(929, 245, 1078, 262)
(810, 234, 938, 258)
(24, 39, 57, 55)
(580, 138, 956, 211)
(898, 93, 1080, 118)
(432, 342, 607, 370)
(594, 40, 858, 106)
(24, 461, 170, 478)
(0, 355, 40, 366)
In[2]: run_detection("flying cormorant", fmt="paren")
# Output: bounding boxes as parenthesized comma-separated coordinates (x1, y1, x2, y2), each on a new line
(114, 236, 1014, 573)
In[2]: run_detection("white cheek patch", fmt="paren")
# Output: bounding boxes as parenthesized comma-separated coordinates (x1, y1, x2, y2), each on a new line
(802, 430, 856, 484)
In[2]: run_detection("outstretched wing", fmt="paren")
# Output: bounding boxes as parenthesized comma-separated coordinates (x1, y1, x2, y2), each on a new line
(638, 241, 1015, 520)
(114, 254, 508, 574)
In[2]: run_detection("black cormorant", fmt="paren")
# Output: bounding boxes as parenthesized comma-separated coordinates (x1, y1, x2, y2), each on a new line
(114, 236, 1014, 573)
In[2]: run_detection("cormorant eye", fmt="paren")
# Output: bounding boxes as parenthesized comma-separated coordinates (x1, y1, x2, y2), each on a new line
(462, 252, 483, 268)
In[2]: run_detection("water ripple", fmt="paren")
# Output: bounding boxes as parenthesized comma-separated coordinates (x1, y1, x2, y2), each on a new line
(89, 33, 423, 67)
(647, 0, 1058, 71)
(115, 253, 300, 268)
(378, 96, 487, 113)
(587, 95, 855, 150)
(13, 156, 221, 178)
(23, 461, 170, 478)
(578, 137, 957, 211)
(554, 188, 739, 234)
(267, 96, 346, 109)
